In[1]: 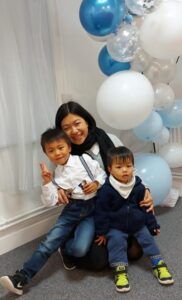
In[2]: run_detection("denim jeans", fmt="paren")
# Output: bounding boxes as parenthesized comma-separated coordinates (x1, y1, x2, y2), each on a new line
(22, 198, 95, 281)
(107, 226, 160, 267)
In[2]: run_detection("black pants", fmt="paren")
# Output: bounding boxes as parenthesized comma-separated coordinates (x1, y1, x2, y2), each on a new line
(72, 235, 143, 271)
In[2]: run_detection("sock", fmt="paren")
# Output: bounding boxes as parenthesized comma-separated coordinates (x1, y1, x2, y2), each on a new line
(150, 255, 163, 267)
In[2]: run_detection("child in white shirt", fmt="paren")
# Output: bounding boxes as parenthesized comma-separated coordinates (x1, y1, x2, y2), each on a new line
(0, 128, 106, 296)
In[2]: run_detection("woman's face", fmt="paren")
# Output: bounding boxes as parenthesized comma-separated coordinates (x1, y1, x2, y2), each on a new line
(61, 113, 89, 145)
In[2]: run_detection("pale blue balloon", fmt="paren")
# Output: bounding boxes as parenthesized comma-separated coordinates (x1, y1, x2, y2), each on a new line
(159, 100, 182, 128)
(133, 111, 163, 141)
(79, 0, 126, 37)
(135, 153, 172, 206)
(98, 46, 131, 76)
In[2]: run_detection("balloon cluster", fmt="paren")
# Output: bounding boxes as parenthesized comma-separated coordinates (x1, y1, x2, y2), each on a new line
(79, 0, 182, 205)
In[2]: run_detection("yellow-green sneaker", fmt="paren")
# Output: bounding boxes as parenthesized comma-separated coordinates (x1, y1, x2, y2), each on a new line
(153, 260, 174, 285)
(114, 265, 130, 293)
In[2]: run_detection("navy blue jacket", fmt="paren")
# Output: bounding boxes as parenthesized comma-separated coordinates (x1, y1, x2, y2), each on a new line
(95, 176, 160, 236)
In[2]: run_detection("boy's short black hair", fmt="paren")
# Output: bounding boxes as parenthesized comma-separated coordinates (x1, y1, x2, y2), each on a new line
(41, 127, 71, 153)
(107, 146, 134, 167)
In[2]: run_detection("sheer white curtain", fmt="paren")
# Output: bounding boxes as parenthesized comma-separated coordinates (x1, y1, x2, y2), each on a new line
(0, 0, 58, 193)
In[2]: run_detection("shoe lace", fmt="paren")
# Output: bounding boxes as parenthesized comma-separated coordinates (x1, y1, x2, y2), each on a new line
(14, 270, 27, 285)
(155, 261, 171, 279)
(158, 266, 171, 278)
(116, 273, 128, 285)
(115, 268, 128, 285)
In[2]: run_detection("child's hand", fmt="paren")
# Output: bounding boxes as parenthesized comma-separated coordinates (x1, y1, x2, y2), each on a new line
(153, 228, 160, 236)
(82, 181, 99, 194)
(40, 162, 52, 185)
(95, 235, 107, 246)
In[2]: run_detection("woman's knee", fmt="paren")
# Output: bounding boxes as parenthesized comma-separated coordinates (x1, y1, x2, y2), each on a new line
(86, 243, 108, 270)
(71, 245, 89, 257)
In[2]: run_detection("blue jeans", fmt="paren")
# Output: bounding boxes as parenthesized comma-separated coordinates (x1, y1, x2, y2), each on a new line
(107, 226, 160, 267)
(22, 198, 95, 281)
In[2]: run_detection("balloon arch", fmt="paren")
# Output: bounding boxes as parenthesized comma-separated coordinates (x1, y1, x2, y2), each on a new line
(79, 0, 182, 205)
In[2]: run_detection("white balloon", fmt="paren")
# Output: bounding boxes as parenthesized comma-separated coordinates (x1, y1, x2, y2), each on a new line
(153, 127, 170, 145)
(140, 1, 182, 59)
(96, 71, 154, 130)
(153, 83, 175, 110)
(159, 143, 182, 168)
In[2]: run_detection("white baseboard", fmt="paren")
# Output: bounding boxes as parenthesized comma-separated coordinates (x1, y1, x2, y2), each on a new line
(0, 206, 61, 255)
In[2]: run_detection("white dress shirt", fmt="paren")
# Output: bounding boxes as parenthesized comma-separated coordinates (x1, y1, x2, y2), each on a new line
(41, 153, 106, 207)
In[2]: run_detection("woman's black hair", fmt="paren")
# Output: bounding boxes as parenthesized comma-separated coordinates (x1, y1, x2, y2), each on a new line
(41, 127, 71, 153)
(55, 101, 115, 174)
(55, 101, 96, 130)
(107, 146, 134, 167)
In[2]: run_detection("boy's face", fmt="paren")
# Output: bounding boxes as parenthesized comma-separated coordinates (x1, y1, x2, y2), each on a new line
(108, 158, 134, 184)
(44, 138, 71, 165)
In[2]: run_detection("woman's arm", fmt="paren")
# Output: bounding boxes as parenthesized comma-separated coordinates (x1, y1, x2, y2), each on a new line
(57, 188, 70, 204)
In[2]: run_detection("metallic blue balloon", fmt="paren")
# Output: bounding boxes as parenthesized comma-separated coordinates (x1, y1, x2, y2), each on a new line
(79, 0, 126, 37)
(98, 46, 131, 76)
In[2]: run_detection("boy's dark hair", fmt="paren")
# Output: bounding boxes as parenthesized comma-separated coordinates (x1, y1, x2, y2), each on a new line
(55, 101, 96, 131)
(107, 146, 134, 167)
(41, 127, 71, 153)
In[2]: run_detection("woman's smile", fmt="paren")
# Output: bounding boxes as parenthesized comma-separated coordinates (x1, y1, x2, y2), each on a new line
(61, 113, 89, 145)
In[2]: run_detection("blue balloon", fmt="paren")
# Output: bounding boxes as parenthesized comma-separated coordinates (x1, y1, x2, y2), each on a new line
(98, 46, 131, 76)
(79, 0, 126, 37)
(133, 111, 163, 141)
(135, 153, 172, 206)
(159, 99, 182, 128)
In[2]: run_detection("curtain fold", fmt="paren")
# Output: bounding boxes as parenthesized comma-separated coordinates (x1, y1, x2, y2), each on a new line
(0, 0, 58, 192)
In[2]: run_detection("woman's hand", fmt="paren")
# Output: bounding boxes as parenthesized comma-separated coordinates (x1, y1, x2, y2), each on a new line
(83, 181, 99, 195)
(95, 235, 107, 246)
(140, 189, 154, 213)
(57, 188, 69, 204)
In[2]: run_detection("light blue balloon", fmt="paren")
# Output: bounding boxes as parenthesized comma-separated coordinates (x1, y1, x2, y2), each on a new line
(124, 13, 133, 24)
(98, 46, 131, 76)
(79, 0, 126, 37)
(159, 100, 182, 128)
(133, 111, 163, 141)
(135, 153, 172, 206)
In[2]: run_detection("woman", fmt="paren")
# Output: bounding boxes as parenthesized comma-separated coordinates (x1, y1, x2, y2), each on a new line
(55, 101, 154, 270)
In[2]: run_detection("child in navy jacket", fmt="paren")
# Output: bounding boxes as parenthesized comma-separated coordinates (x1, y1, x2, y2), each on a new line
(95, 146, 174, 293)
